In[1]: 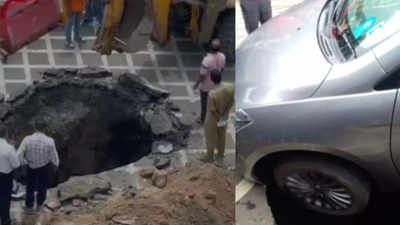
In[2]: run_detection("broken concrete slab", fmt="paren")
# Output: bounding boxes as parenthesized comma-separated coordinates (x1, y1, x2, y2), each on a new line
(154, 157, 171, 170)
(57, 175, 111, 202)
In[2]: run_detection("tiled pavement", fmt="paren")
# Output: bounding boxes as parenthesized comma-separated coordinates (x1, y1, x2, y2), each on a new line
(0, 24, 236, 165)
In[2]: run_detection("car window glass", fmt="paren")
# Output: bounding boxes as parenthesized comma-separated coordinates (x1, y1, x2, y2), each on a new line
(336, 0, 400, 56)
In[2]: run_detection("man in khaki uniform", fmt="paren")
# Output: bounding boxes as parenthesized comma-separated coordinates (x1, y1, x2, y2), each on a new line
(203, 71, 234, 167)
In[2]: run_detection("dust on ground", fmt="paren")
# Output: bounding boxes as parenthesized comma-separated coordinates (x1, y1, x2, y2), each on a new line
(37, 162, 234, 225)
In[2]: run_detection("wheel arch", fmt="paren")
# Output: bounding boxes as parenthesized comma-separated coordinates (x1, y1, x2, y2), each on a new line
(252, 150, 378, 192)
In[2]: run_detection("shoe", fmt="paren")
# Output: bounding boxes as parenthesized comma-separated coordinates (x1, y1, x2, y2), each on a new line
(65, 42, 74, 49)
(24, 206, 34, 215)
(75, 39, 86, 45)
(199, 154, 213, 163)
(36, 205, 43, 212)
(215, 157, 224, 168)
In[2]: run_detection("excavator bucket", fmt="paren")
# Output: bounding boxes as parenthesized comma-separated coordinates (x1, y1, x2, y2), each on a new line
(94, 0, 153, 55)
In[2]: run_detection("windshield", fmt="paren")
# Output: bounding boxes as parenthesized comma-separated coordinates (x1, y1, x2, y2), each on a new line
(333, 0, 400, 58)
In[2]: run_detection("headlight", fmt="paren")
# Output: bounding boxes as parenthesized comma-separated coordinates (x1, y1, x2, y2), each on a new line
(235, 108, 253, 132)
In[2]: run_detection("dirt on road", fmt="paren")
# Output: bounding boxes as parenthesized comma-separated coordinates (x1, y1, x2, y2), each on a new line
(36, 162, 234, 225)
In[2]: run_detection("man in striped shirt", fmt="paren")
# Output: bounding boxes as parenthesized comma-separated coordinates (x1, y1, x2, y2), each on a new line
(18, 120, 59, 212)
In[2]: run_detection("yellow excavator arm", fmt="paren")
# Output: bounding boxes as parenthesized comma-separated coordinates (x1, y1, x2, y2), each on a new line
(93, 0, 231, 55)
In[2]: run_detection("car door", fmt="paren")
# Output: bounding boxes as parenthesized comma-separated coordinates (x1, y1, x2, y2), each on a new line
(374, 32, 400, 173)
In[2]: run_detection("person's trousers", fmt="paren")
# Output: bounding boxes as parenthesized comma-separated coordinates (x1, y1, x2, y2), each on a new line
(200, 91, 209, 123)
(25, 165, 50, 209)
(204, 115, 227, 161)
(84, 0, 104, 24)
(0, 172, 13, 225)
(65, 12, 83, 44)
(240, 0, 272, 33)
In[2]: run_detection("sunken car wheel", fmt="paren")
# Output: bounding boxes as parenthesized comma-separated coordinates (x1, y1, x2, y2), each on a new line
(273, 157, 371, 215)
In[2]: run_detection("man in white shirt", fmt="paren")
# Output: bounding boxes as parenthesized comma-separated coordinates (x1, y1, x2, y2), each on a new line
(18, 120, 59, 212)
(0, 129, 20, 225)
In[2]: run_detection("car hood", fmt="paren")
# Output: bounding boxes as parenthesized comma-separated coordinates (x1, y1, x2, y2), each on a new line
(236, 0, 332, 109)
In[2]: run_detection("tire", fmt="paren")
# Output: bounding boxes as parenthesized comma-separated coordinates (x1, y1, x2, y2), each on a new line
(273, 156, 371, 216)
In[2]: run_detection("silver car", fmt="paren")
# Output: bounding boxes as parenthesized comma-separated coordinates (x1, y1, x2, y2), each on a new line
(236, 0, 400, 216)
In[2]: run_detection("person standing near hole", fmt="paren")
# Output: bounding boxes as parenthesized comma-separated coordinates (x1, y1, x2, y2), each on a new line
(64, 0, 87, 49)
(0, 129, 20, 225)
(193, 39, 226, 125)
(203, 70, 234, 167)
(240, 0, 272, 33)
(18, 120, 59, 213)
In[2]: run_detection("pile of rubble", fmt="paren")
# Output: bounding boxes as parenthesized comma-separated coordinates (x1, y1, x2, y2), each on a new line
(23, 162, 234, 225)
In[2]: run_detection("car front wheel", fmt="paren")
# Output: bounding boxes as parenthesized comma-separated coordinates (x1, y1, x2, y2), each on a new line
(273, 157, 371, 215)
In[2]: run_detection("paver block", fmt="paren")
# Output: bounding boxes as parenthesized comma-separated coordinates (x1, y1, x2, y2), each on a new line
(28, 53, 50, 65)
(54, 53, 78, 65)
(153, 41, 174, 52)
(156, 54, 178, 67)
(107, 54, 128, 66)
(181, 54, 203, 67)
(82, 53, 103, 66)
(131, 53, 153, 67)
(160, 70, 183, 82)
(51, 39, 67, 50)
(176, 40, 202, 52)
(4, 68, 26, 80)
(5, 83, 27, 98)
(6, 53, 23, 65)
(27, 39, 47, 50)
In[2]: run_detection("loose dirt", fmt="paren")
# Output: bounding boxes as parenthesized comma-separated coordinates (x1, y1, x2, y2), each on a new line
(39, 162, 234, 225)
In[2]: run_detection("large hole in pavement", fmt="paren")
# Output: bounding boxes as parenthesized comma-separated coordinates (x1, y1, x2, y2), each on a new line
(0, 68, 190, 186)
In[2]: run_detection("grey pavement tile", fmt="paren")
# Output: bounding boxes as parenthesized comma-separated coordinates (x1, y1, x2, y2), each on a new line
(6, 53, 23, 65)
(181, 54, 203, 67)
(28, 53, 50, 65)
(136, 69, 158, 83)
(185, 70, 199, 82)
(78, 39, 96, 50)
(159, 85, 188, 97)
(49, 26, 65, 36)
(50, 39, 67, 50)
(153, 41, 174, 52)
(160, 70, 184, 83)
(176, 40, 202, 52)
(156, 54, 178, 67)
(107, 54, 128, 66)
(30, 68, 50, 81)
(82, 53, 103, 66)
(27, 39, 47, 50)
(54, 53, 78, 65)
(131, 53, 153, 67)
(4, 68, 26, 80)
(5, 83, 27, 98)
